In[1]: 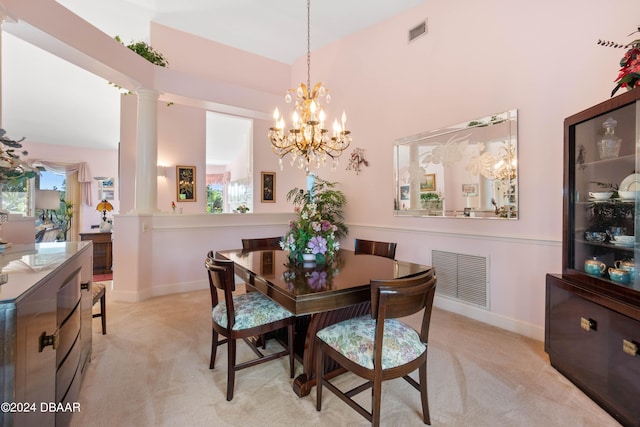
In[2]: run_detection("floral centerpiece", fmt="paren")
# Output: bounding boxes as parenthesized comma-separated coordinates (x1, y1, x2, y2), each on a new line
(281, 176, 347, 264)
(598, 27, 640, 97)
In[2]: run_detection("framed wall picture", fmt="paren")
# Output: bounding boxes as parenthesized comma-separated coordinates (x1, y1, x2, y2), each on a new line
(261, 171, 275, 203)
(98, 177, 115, 200)
(400, 185, 410, 201)
(462, 183, 479, 197)
(420, 174, 436, 192)
(177, 166, 196, 202)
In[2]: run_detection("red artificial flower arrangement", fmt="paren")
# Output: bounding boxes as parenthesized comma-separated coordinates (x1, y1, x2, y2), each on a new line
(598, 27, 640, 97)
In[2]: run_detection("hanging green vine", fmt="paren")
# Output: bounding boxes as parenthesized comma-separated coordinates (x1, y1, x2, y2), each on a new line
(114, 35, 169, 67)
(109, 36, 172, 105)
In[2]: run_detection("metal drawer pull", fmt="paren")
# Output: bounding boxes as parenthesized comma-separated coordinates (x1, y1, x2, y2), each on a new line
(39, 330, 59, 352)
(622, 339, 639, 357)
(81, 281, 90, 290)
(580, 317, 597, 331)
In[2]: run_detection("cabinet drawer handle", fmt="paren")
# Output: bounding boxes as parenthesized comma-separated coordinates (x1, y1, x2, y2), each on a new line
(622, 339, 639, 357)
(81, 282, 90, 291)
(580, 317, 597, 331)
(39, 330, 59, 352)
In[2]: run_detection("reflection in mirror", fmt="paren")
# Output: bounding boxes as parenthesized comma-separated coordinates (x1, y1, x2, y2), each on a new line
(205, 112, 253, 213)
(394, 110, 518, 219)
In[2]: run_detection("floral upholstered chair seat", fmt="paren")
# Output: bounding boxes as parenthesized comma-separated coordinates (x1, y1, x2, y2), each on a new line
(212, 291, 293, 330)
(314, 271, 436, 425)
(316, 315, 426, 370)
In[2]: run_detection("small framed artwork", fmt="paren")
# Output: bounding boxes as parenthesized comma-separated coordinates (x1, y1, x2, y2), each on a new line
(462, 183, 479, 197)
(177, 166, 196, 202)
(261, 171, 275, 203)
(420, 174, 436, 192)
(98, 177, 115, 200)
(400, 185, 410, 201)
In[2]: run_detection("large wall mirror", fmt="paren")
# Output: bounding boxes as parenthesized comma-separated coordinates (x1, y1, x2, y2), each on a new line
(394, 109, 518, 219)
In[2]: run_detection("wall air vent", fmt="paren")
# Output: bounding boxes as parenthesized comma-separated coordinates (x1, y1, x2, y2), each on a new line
(432, 249, 489, 309)
(408, 19, 427, 43)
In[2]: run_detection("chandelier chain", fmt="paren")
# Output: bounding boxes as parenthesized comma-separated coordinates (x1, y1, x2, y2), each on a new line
(306, 0, 311, 89)
(268, 0, 351, 172)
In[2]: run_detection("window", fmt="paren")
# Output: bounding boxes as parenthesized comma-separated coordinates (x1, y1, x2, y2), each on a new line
(207, 183, 223, 213)
(39, 170, 66, 192)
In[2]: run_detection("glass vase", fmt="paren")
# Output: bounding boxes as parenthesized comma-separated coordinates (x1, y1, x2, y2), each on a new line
(597, 117, 622, 160)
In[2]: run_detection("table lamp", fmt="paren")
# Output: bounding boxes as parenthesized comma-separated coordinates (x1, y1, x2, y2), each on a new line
(35, 189, 61, 222)
(96, 199, 113, 222)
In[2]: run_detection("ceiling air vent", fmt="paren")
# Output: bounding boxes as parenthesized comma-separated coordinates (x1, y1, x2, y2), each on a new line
(408, 19, 427, 43)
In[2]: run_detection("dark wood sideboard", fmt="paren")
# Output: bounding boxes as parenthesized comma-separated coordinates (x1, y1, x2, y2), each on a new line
(79, 231, 112, 274)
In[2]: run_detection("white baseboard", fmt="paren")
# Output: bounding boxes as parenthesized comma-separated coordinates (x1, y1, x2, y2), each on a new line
(111, 280, 208, 302)
(435, 295, 544, 342)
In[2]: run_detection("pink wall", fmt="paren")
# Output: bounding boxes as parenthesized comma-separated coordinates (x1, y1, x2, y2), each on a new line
(150, 22, 290, 95)
(295, 0, 636, 237)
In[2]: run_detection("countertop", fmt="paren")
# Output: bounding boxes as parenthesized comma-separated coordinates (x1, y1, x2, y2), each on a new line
(0, 241, 91, 303)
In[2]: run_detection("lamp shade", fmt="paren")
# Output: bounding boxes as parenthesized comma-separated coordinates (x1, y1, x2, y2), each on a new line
(96, 200, 113, 213)
(35, 190, 61, 210)
(96, 199, 114, 225)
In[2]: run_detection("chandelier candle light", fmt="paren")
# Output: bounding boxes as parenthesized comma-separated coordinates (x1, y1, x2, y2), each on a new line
(268, 0, 351, 172)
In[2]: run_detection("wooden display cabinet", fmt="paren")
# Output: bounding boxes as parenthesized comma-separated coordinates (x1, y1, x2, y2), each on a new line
(546, 89, 640, 427)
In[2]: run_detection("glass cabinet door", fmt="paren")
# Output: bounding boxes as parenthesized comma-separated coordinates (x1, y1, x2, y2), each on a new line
(569, 99, 639, 291)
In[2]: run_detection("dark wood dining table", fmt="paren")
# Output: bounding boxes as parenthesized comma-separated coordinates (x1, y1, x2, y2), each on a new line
(216, 248, 432, 397)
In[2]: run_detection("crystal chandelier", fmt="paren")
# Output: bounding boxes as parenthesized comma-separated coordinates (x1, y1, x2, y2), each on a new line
(268, 0, 351, 171)
(489, 142, 517, 181)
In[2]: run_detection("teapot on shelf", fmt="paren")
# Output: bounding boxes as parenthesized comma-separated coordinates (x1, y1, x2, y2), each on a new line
(614, 259, 635, 277)
(584, 258, 606, 276)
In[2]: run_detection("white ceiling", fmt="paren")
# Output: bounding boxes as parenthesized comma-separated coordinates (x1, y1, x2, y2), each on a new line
(1, 0, 424, 165)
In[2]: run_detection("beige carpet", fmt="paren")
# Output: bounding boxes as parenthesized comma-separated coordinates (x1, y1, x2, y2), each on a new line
(71, 282, 620, 427)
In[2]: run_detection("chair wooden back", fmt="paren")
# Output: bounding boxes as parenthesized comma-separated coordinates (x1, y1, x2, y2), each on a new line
(354, 238, 397, 260)
(241, 236, 283, 251)
(370, 269, 437, 343)
(205, 254, 237, 327)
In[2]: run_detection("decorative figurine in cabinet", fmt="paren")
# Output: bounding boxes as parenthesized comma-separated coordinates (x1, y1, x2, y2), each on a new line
(546, 88, 640, 427)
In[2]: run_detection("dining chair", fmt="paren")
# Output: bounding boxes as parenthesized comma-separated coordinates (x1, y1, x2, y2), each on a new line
(315, 270, 437, 426)
(240, 237, 284, 348)
(241, 236, 283, 251)
(92, 282, 106, 334)
(354, 238, 397, 260)
(205, 253, 295, 401)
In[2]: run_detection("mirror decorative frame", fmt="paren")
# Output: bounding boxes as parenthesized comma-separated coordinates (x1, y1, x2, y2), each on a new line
(394, 109, 518, 219)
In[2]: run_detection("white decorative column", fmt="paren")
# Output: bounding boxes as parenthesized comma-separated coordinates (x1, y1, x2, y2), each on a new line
(131, 88, 160, 214)
(114, 88, 158, 301)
